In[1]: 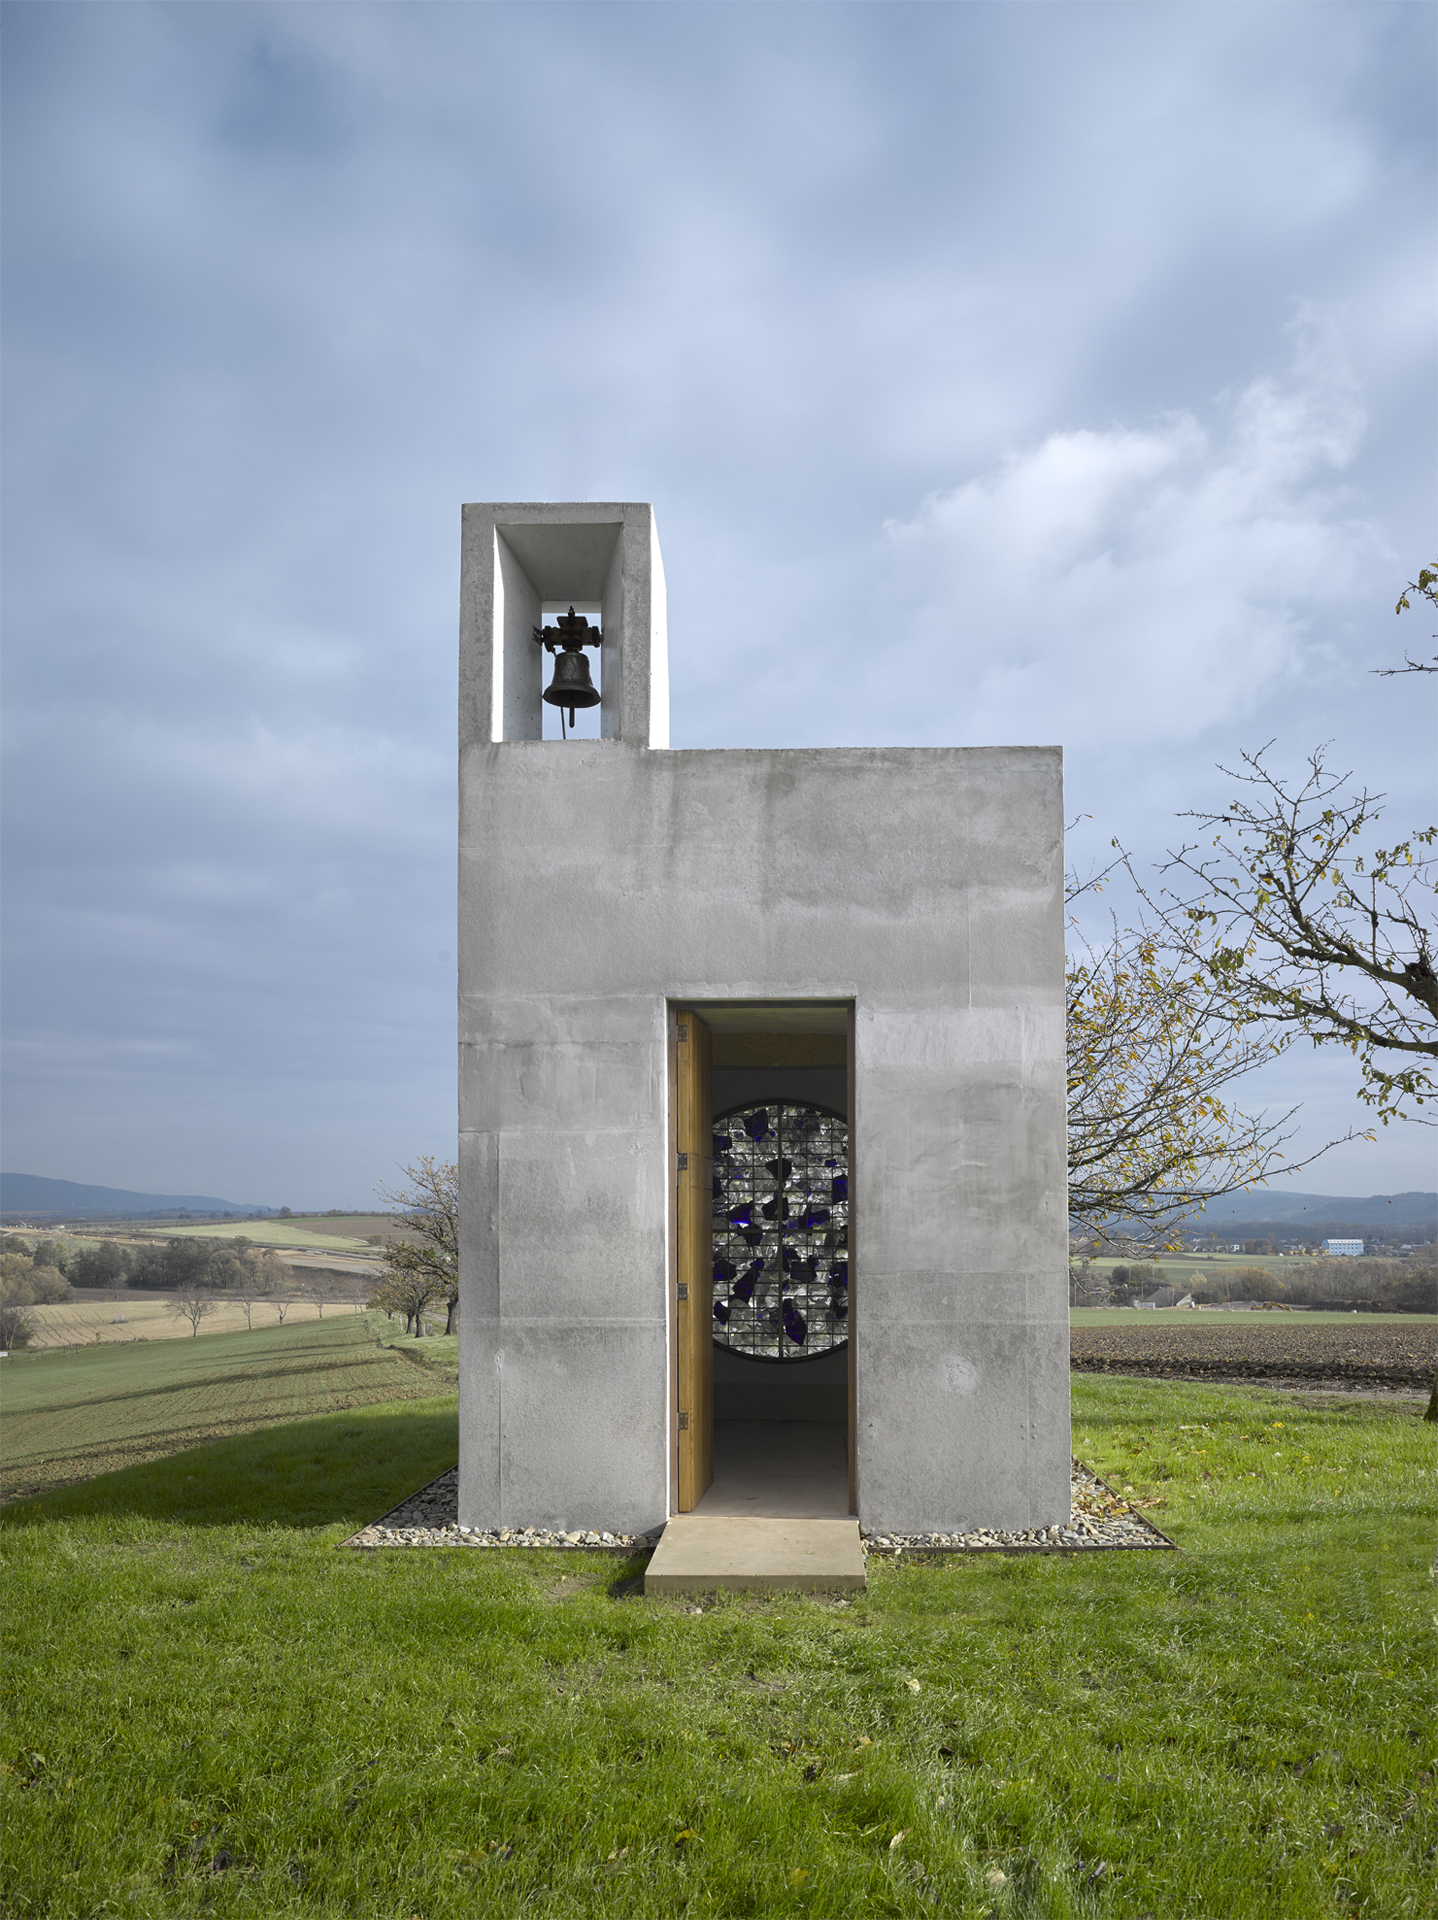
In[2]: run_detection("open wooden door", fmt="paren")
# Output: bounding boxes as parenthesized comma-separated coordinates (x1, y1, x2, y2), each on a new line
(674, 1008, 713, 1511)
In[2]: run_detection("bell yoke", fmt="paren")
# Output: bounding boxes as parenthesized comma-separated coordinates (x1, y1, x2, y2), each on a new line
(533, 605, 601, 731)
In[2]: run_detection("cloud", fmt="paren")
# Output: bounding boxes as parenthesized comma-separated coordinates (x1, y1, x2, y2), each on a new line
(870, 315, 1381, 748)
(0, 6, 1431, 1199)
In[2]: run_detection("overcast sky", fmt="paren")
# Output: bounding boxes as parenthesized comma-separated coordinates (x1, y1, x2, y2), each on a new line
(3, 1, 1434, 1208)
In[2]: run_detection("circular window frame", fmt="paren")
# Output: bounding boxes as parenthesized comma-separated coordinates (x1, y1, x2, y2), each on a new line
(710, 1098, 850, 1366)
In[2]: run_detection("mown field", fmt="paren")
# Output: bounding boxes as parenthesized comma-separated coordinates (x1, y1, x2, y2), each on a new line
(1070, 1316, 1437, 1390)
(2, 1375, 1433, 1920)
(0, 1318, 440, 1500)
(152, 1220, 383, 1252)
(19, 1294, 361, 1351)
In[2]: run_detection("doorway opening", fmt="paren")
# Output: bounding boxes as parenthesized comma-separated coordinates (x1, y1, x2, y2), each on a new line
(670, 1003, 854, 1518)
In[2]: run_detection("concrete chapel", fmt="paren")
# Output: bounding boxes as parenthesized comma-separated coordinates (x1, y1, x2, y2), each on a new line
(457, 502, 1069, 1565)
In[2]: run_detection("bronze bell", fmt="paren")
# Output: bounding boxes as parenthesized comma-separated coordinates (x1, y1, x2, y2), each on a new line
(534, 606, 602, 731)
(543, 647, 600, 725)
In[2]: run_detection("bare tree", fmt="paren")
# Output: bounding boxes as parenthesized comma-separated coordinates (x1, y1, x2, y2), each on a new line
(227, 1251, 276, 1330)
(1374, 561, 1437, 676)
(302, 1272, 335, 1318)
(377, 1157, 458, 1334)
(371, 1264, 440, 1338)
(169, 1290, 218, 1338)
(1160, 746, 1436, 1126)
(1064, 850, 1350, 1251)
(0, 1301, 34, 1350)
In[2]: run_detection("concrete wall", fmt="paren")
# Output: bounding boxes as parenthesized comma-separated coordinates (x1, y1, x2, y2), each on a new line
(458, 504, 1069, 1537)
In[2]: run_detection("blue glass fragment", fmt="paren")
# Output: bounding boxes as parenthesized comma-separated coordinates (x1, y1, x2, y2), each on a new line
(744, 1109, 772, 1142)
(727, 1203, 753, 1227)
(713, 1256, 736, 1286)
(732, 1269, 758, 1304)
(713, 1300, 730, 1323)
(829, 1262, 849, 1288)
(738, 1226, 764, 1248)
(830, 1174, 848, 1201)
(805, 1207, 831, 1229)
(783, 1303, 808, 1345)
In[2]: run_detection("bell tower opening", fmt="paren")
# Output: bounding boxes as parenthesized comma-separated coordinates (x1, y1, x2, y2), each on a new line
(538, 601, 603, 738)
(462, 503, 667, 749)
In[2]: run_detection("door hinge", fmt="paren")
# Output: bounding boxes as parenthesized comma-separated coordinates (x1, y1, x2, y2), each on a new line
(677, 1024, 689, 1041)
(678, 1411, 690, 1431)
(676, 1282, 689, 1300)
(676, 1151, 689, 1170)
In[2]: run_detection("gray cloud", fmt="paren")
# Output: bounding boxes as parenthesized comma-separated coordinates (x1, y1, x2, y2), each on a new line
(3, 1, 1433, 1200)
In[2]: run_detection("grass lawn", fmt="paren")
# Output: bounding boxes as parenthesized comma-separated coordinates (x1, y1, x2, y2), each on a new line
(1069, 1309, 1436, 1327)
(0, 1318, 441, 1500)
(2, 1377, 1434, 1918)
(367, 1308, 458, 1378)
(152, 1221, 381, 1252)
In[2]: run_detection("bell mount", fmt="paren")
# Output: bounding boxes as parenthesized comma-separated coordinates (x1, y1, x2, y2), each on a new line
(533, 606, 602, 734)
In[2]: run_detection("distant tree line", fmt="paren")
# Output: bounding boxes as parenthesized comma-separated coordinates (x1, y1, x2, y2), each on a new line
(0, 1228, 384, 1348)
(0, 1239, 75, 1346)
(1071, 1254, 1434, 1314)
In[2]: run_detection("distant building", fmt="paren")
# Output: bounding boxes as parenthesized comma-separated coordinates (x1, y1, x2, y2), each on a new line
(1322, 1239, 1364, 1257)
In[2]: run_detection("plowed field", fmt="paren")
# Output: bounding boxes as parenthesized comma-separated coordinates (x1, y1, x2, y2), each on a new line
(1070, 1317, 1435, 1388)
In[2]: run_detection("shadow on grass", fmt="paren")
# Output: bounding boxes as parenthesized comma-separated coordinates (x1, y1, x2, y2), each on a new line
(0, 1398, 458, 1533)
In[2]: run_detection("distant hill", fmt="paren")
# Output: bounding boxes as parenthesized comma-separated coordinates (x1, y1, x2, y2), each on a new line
(0, 1172, 276, 1220)
(1089, 1188, 1438, 1240)
(1182, 1190, 1436, 1230)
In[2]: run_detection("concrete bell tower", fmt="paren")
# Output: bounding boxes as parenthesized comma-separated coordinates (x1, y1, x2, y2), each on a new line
(457, 502, 1070, 1559)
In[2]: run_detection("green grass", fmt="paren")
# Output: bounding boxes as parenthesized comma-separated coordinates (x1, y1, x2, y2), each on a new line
(0, 1317, 440, 1499)
(152, 1221, 380, 1251)
(2, 1378, 1434, 1918)
(367, 1307, 458, 1377)
(1069, 1308, 1435, 1326)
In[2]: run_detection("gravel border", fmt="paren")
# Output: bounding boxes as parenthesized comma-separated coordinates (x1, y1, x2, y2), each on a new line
(344, 1461, 1173, 1555)
(861, 1461, 1175, 1556)
(345, 1469, 660, 1552)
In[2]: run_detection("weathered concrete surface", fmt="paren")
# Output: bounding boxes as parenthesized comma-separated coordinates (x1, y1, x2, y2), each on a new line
(458, 503, 1068, 1540)
(644, 1517, 867, 1594)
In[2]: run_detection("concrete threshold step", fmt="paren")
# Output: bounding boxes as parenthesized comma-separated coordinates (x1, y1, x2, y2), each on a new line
(644, 1515, 866, 1595)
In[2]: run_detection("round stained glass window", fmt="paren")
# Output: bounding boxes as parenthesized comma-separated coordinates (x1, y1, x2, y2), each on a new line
(711, 1102, 849, 1361)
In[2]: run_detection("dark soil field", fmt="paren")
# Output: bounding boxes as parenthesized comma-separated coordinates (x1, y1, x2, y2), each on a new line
(1070, 1317, 1436, 1388)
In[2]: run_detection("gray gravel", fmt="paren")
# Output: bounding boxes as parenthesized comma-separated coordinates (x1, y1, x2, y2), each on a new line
(861, 1461, 1174, 1554)
(346, 1460, 1171, 1554)
(347, 1469, 660, 1551)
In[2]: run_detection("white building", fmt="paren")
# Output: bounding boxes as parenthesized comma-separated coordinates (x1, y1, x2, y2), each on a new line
(1322, 1239, 1364, 1257)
